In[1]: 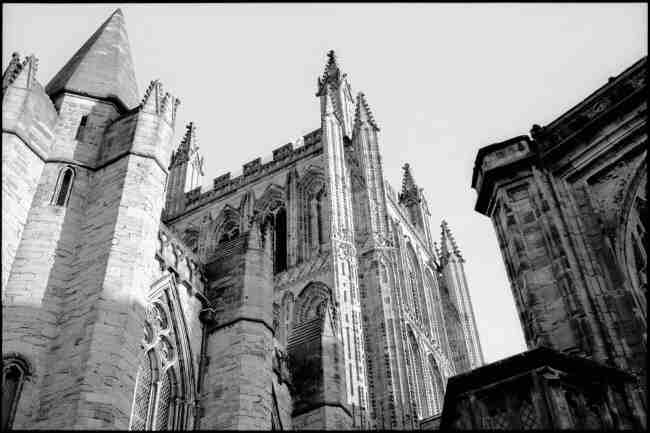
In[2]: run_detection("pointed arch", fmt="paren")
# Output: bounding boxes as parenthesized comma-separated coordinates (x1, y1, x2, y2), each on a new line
(617, 160, 647, 320)
(293, 281, 334, 325)
(255, 184, 288, 274)
(130, 276, 196, 430)
(255, 183, 285, 216)
(298, 166, 329, 259)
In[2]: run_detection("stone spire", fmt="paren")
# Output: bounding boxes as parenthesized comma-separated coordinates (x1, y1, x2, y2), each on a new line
(45, 9, 139, 110)
(398, 163, 420, 206)
(354, 92, 380, 131)
(316, 49, 342, 96)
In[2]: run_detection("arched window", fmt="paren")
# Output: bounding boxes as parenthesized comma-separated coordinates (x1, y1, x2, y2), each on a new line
(52, 166, 75, 207)
(2, 356, 30, 430)
(75, 115, 88, 141)
(130, 284, 195, 431)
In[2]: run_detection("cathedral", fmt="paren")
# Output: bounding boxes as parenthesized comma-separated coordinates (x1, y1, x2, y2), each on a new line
(2, 9, 484, 430)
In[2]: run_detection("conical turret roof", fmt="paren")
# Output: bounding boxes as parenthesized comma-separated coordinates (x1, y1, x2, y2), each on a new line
(45, 9, 139, 109)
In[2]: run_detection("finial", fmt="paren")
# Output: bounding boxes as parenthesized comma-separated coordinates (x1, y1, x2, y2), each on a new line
(316, 49, 342, 96)
(3, 52, 24, 91)
(398, 163, 420, 206)
(354, 92, 380, 131)
(440, 220, 462, 261)
(3, 53, 39, 91)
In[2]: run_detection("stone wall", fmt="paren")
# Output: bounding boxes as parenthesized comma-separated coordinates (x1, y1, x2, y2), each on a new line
(472, 56, 647, 427)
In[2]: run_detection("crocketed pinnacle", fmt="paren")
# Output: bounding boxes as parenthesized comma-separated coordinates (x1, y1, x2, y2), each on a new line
(440, 220, 463, 261)
(354, 92, 380, 131)
(45, 9, 139, 109)
(399, 163, 421, 206)
(316, 49, 342, 96)
(170, 122, 200, 168)
(3, 52, 38, 92)
(179, 122, 197, 153)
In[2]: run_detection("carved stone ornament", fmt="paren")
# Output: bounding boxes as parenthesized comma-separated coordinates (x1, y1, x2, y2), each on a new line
(153, 303, 169, 330)
(159, 336, 174, 363)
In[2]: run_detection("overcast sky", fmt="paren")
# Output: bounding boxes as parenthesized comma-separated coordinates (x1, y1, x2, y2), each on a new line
(3, 3, 647, 364)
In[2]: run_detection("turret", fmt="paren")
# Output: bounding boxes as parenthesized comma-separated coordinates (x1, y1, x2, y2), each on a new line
(165, 121, 205, 218)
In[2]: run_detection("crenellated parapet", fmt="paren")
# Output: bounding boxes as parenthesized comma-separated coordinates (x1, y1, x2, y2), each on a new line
(156, 223, 206, 296)
(168, 128, 323, 219)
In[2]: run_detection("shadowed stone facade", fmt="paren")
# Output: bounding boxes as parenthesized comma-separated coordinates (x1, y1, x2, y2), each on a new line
(441, 56, 647, 430)
(2, 9, 483, 430)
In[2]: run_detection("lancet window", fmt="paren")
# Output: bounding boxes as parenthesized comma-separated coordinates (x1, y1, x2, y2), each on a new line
(299, 169, 328, 260)
(52, 166, 75, 207)
(2, 356, 30, 430)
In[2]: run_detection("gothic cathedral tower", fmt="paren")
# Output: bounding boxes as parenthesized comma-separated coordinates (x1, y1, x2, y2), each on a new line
(2, 10, 181, 429)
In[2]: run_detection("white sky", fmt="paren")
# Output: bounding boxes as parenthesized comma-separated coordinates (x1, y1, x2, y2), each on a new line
(3, 3, 647, 364)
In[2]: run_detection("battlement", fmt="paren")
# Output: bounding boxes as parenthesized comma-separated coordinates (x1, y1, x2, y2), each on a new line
(174, 128, 323, 217)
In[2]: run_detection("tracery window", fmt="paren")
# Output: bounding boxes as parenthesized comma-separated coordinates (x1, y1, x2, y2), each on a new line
(129, 284, 194, 431)
(2, 356, 30, 430)
(52, 166, 75, 207)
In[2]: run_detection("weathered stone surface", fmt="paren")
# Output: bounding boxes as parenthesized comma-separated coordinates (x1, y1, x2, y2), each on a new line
(471, 56, 647, 429)
(438, 347, 642, 430)
(45, 9, 139, 110)
(2, 10, 486, 431)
